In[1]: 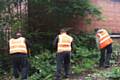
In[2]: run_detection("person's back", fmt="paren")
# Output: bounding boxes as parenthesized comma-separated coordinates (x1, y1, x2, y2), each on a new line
(9, 37, 27, 54)
(96, 28, 113, 49)
(9, 32, 29, 80)
(95, 28, 113, 68)
(55, 28, 73, 80)
(57, 32, 73, 53)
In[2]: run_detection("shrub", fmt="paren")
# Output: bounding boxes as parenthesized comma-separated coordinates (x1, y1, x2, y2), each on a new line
(71, 33, 99, 74)
(29, 49, 56, 80)
(29, 33, 100, 79)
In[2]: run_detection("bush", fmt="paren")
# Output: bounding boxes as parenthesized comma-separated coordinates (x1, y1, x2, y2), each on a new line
(71, 32, 97, 50)
(29, 49, 56, 80)
(29, 33, 100, 79)
(71, 47, 99, 74)
(107, 67, 120, 79)
(71, 33, 99, 74)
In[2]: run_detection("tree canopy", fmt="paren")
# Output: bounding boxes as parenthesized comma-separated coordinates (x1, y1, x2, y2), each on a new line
(28, 0, 101, 33)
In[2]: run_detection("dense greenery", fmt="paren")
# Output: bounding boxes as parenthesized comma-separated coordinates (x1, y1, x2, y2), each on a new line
(28, 33, 99, 80)
(28, 0, 101, 33)
(29, 49, 56, 80)
(28, 33, 120, 80)
(1, 0, 120, 80)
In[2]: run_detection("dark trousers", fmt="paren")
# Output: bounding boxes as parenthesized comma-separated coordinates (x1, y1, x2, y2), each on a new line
(11, 53, 29, 80)
(55, 51, 71, 80)
(99, 44, 112, 67)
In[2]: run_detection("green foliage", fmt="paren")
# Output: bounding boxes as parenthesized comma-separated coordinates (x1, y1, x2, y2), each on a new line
(70, 33, 99, 74)
(0, 0, 105, 79)
(0, 31, 10, 76)
(29, 49, 56, 80)
(107, 43, 120, 66)
(84, 76, 93, 80)
(71, 33, 97, 50)
(98, 67, 120, 79)
(80, 66, 120, 80)
(71, 47, 99, 74)
(30, 0, 101, 18)
(0, 0, 6, 12)
(28, 0, 102, 33)
(107, 67, 120, 79)
(0, 31, 5, 48)
(82, 58, 95, 69)
(29, 47, 98, 79)
(11, 20, 23, 32)
(28, 33, 100, 79)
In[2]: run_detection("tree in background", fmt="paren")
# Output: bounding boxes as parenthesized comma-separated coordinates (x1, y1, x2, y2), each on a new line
(28, 0, 101, 33)
(27, 0, 102, 49)
(0, 0, 102, 79)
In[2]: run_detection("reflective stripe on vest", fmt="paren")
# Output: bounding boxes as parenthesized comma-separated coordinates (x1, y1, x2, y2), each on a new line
(96, 29, 113, 49)
(57, 33, 73, 53)
(9, 37, 27, 54)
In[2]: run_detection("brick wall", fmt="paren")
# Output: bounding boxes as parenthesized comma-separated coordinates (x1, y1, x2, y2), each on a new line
(87, 0, 120, 33)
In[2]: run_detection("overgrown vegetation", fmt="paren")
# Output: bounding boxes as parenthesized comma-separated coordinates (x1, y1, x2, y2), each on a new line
(28, 0, 101, 33)
(28, 33, 99, 80)
(1, 0, 120, 80)
(28, 33, 120, 80)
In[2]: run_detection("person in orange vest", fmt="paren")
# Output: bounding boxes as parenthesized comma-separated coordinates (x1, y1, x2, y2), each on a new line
(95, 28, 113, 68)
(9, 32, 30, 80)
(53, 28, 74, 80)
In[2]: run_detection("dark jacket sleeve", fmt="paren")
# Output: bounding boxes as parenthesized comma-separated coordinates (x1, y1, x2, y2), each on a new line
(71, 40, 74, 51)
(53, 36, 58, 51)
(25, 38, 31, 55)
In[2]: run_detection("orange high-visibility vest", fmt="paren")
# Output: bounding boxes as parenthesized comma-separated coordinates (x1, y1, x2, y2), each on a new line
(96, 29, 113, 49)
(57, 33, 73, 53)
(9, 37, 27, 54)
